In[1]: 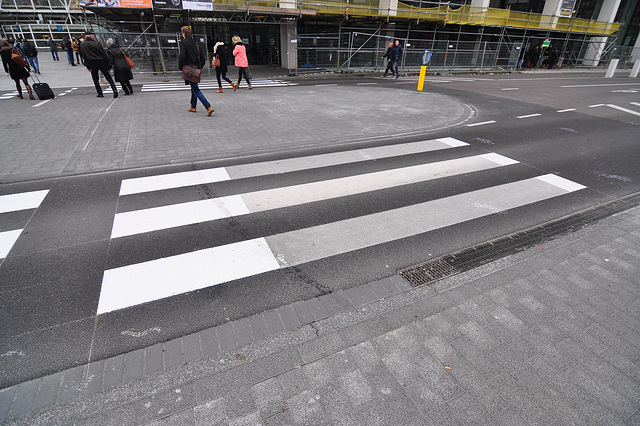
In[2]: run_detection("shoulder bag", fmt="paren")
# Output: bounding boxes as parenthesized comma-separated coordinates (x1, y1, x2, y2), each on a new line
(11, 49, 29, 68)
(211, 55, 221, 68)
(181, 41, 202, 83)
(120, 47, 135, 68)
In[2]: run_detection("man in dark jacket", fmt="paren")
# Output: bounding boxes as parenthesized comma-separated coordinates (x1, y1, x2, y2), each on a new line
(80, 32, 118, 98)
(381, 42, 394, 78)
(392, 40, 403, 79)
(22, 38, 40, 74)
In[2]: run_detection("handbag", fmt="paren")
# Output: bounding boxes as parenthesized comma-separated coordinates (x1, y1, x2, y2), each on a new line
(120, 47, 135, 68)
(211, 55, 221, 68)
(182, 65, 201, 83)
(11, 49, 29, 68)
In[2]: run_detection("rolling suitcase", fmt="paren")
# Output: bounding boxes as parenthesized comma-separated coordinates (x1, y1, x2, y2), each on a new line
(31, 74, 55, 100)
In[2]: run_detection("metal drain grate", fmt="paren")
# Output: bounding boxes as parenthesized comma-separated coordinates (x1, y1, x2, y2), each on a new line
(399, 193, 640, 287)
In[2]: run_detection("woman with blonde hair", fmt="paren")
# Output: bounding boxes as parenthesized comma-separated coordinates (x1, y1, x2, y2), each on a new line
(232, 35, 251, 90)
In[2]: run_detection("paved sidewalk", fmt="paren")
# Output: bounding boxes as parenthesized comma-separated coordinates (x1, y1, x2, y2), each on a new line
(1, 202, 638, 425)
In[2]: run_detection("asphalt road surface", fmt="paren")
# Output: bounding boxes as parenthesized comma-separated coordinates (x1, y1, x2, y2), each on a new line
(1, 72, 638, 388)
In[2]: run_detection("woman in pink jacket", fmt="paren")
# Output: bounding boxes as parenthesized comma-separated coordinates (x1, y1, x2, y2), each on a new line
(232, 35, 251, 90)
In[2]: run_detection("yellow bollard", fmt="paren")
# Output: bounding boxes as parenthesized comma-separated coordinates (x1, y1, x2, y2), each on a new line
(417, 65, 427, 91)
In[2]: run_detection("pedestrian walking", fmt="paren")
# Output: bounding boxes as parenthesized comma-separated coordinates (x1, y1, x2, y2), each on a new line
(211, 37, 236, 93)
(72, 38, 81, 65)
(106, 38, 134, 95)
(381, 42, 394, 77)
(48, 37, 59, 61)
(547, 48, 559, 69)
(392, 40, 403, 78)
(179, 26, 213, 116)
(80, 32, 118, 98)
(232, 35, 251, 90)
(22, 38, 40, 74)
(1, 39, 35, 100)
(62, 37, 76, 66)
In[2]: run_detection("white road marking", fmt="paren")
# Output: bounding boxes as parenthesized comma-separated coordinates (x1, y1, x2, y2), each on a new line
(33, 99, 53, 108)
(562, 83, 640, 88)
(589, 104, 605, 108)
(357, 83, 378, 85)
(97, 238, 280, 314)
(0, 190, 49, 213)
(118, 138, 469, 196)
(517, 114, 541, 119)
(466, 121, 496, 127)
(631, 102, 640, 107)
(501, 88, 519, 91)
(0, 230, 23, 259)
(557, 108, 576, 113)
(111, 153, 519, 238)
(606, 104, 640, 117)
(98, 173, 585, 314)
(315, 84, 338, 87)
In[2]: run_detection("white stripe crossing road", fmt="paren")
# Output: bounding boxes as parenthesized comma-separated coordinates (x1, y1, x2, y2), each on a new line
(0, 189, 49, 259)
(118, 137, 469, 196)
(605, 104, 640, 117)
(0, 190, 49, 214)
(98, 173, 586, 314)
(0, 230, 23, 259)
(134, 80, 297, 93)
(110, 153, 520, 238)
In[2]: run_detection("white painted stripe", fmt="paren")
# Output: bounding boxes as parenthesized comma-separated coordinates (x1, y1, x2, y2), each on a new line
(480, 153, 519, 166)
(119, 138, 469, 196)
(430, 81, 452, 84)
(0, 229, 23, 259)
(98, 173, 585, 313)
(0, 190, 49, 214)
(58, 93, 66, 96)
(517, 114, 541, 119)
(562, 83, 640, 88)
(589, 104, 605, 108)
(606, 104, 640, 117)
(557, 108, 576, 113)
(631, 102, 640, 107)
(97, 237, 280, 314)
(357, 83, 378, 85)
(536, 174, 586, 192)
(501, 88, 519, 91)
(119, 168, 231, 196)
(466, 121, 496, 127)
(111, 154, 518, 238)
(33, 99, 52, 108)
(265, 174, 585, 267)
(0, 97, 14, 100)
(315, 84, 338, 87)
(111, 195, 251, 238)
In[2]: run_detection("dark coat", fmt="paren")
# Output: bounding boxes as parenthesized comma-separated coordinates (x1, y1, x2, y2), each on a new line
(393, 44, 403, 61)
(178, 37, 204, 70)
(382, 46, 394, 62)
(1, 46, 30, 80)
(23, 41, 38, 58)
(80, 37, 110, 66)
(107, 44, 133, 82)
(213, 43, 230, 73)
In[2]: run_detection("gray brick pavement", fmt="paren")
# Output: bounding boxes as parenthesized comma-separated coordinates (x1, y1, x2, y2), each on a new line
(1, 205, 638, 425)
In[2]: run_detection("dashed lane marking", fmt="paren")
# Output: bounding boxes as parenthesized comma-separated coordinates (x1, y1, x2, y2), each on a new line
(605, 104, 640, 117)
(517, 114, 541, 119)
(557, 108, 576, 113)
(466, 121, 496, 127)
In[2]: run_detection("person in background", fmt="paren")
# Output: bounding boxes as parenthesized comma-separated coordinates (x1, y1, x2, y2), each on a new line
(392, 40, 403, 79)
(22, 37, 40, 74)
(106, 38, 134, 95)
(381, 42, 394, 78)
(1, 39, 34, 99)
(179, 26, 213, 116)
(62, 37, 76, 66)
(80, 32, 118, 98)
(232, 35, 251, 90)
(211, 36, 235, 93)
(48, 37, 59, 61)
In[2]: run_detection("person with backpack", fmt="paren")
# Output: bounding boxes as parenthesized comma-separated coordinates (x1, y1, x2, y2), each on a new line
(22, 38, 39, 74)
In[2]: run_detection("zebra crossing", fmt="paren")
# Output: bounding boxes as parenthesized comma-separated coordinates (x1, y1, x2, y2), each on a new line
(97, 138, 587, 315)
(0, 190, 49, 259)
(99, 79, 297, 95)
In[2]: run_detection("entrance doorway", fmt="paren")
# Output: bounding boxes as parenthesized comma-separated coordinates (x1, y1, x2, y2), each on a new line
(198, 23, 280, 66)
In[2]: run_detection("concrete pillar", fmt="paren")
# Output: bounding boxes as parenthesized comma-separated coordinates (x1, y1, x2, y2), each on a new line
(470, 0, 489, 7)
(379, 0, 398, 17)
(280, 22, 297, 71)
(583, 0, 622, 66)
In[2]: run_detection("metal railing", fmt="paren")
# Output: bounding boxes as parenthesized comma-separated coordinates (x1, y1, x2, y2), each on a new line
(294, 29, 624, 73)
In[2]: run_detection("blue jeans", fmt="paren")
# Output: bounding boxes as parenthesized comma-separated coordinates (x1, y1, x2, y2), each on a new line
(50, 49, 58, 61)
(190, 82, 210, 109)
(67, 51, 74, 65)
(27, 56, 39, 71)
